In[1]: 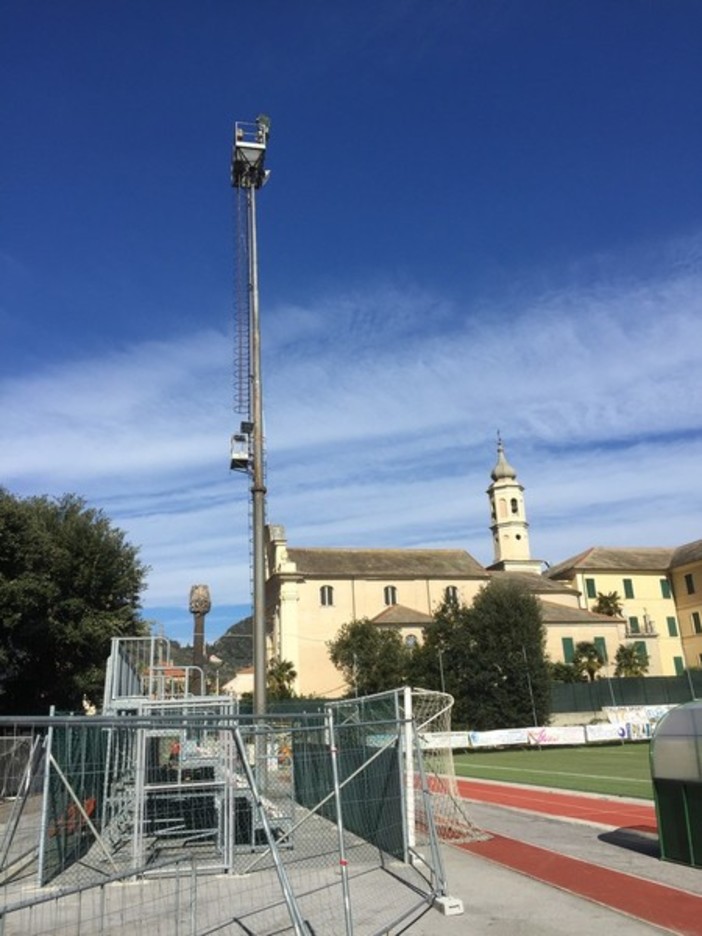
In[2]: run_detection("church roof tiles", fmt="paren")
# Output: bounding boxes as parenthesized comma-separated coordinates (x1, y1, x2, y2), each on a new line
(285, 547, 487, 579)
(670, 539, 702, 569)
(545, 546, 675, 578)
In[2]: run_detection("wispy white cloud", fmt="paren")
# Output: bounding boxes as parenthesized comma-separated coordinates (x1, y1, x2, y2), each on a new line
(2, 248, 701, 639)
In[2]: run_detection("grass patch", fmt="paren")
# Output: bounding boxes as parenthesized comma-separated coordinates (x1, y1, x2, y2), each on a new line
(454, 743, 653, 799)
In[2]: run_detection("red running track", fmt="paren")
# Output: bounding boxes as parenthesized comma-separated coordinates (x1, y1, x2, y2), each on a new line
(455, 777, 657, 829)
(454, 779, 702, 935)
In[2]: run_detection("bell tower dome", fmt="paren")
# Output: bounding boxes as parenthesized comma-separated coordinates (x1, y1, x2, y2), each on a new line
(487, 436, 542, 574)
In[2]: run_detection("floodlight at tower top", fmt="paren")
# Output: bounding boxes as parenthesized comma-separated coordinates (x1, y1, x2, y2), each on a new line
(231, 115, 271, 189)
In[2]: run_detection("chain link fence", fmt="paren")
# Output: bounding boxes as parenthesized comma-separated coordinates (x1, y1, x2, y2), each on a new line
(0, 697, 472, 935)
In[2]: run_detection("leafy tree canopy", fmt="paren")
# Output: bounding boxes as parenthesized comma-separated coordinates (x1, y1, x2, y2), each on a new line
(267, 656, 297, 700)
(327, 618, 410, 697)
(413, 579, 551, 731)
(572, 641, 605, 682)
(0, 489, 149, 714)
(592, 591, 624, 617)
(549, 661, 585, 683)
(614, 642, 650, 677)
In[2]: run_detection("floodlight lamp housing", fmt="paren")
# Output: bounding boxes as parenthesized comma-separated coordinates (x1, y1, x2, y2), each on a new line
(230, 433, 251, 472)
(231, 117, 271, 189)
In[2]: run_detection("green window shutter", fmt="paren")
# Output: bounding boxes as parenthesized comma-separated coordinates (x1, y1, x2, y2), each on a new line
(585, 578, 597, 599)
(562, 637, 575, 664)
(693, 612, 702, 635)
(628, 616, 640, 634)
(660, 579, 672, 599)
(634, 641, 648, 664)
(674, 656, 685, 676)
(667, 616, 678, 637)
(594, 636, 608, 663)
(623, 578, 635, 599)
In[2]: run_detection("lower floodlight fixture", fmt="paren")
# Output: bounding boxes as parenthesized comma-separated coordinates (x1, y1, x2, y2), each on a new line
(230, 434, 250, 472)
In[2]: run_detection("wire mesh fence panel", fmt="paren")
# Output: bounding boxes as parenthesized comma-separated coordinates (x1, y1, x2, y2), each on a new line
(329, 688, 486, 847)
(0, 702, 463, 935)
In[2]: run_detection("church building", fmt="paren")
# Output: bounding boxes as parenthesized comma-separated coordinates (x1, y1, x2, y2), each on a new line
(264, 440, 670, 697)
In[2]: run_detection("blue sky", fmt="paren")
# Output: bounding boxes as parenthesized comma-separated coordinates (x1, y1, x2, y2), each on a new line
(3, 1, 702, 643)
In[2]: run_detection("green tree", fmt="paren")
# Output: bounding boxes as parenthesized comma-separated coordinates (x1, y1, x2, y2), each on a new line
(415, 581, 551, 730)
(466, 580, 551, 729)
(549, 661, 585, 683)
(592, 591, 624, 617)
(327, 618, 409, 696)
(0, 490, 148, 714)
(267, 656, 297, 700)
(572, 641, 605, 682)
(614, 643, 649, 677)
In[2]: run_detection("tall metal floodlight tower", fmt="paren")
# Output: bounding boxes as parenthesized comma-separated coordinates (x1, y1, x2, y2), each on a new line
(230, 115, 271, 719)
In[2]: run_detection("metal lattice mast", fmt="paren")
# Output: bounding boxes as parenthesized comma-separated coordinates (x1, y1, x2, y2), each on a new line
(230, 115, 271, 722)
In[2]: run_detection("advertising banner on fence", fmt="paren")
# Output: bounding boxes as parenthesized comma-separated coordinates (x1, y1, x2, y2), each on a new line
(585, 722, 627, 743)
(626, 721, 653, 740)
(468, 728, 529, 748)
(527, 725, 586, 746)
(419, 731, 470, 750)
(603, 704, 674, 725)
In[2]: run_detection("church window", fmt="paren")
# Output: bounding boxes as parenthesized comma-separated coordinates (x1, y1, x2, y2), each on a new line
(444, 585, 458, 602)
(510, 498, 519, 514)
(320, 585, 334, 607)
(384, 585, 397, 606)
(623, 579, 635, 599)
(685, 573, 696, 595)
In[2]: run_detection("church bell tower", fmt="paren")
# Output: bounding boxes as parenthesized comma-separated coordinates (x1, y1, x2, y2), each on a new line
(487, 437, 542, 574)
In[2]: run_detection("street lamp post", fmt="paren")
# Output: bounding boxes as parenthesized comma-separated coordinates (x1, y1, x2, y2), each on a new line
(438, 648, 446, 694)
(521, 645, 539, 728)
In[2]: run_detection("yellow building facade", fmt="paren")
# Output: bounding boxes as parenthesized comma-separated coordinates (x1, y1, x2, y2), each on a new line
(544, 548, 685, 676)
(669, 540, 702, 669)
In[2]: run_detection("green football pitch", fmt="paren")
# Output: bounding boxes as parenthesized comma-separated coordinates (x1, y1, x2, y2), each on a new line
(453, 742, 653, 799)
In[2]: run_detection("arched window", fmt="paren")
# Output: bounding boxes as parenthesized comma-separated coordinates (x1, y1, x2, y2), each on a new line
(383, 585, 397, 606)
(444, 585, 458, 603)
(498, 498, 507, 518)
(510, 497, 519, 515)
(405, 634, 418, 649)
(320, 585, 334, 607)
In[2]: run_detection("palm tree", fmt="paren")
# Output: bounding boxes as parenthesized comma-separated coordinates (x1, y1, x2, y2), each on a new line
(592, 591, 624, 617)
(614, 643, 649, 677)
(549, 661, 584, 683)
(572, 641, 605, 682)
(267, 656, 298, 700)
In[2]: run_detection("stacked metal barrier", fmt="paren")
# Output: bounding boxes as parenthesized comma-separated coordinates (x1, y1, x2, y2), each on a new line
(0, 711, 454, 934)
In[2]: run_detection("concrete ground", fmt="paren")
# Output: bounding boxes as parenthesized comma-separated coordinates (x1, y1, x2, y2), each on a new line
(408, 793, 702, 936)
